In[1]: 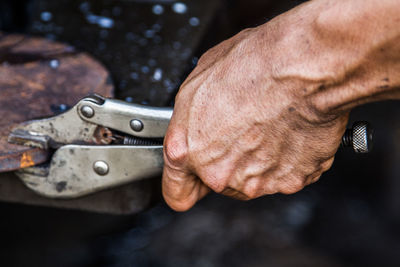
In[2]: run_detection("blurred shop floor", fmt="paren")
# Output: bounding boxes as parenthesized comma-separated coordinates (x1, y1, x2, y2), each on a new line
(1, 1, 400, 267)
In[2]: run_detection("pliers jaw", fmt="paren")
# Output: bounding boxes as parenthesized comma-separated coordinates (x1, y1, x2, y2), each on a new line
(16, 145, 163, 198)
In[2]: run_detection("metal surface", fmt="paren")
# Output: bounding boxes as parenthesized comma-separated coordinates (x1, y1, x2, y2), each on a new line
(77, 97, 173, 138)
(8, 104, 99, 149)
(341, 121, 373, 153)
(8, 94, 172, 147)
(130, 119, 144, 132)
(352, 121, 373, 153)
(0, 171, 155, 214)
(9, 94, 372, 199)
(80, 105, 95, 118)
(0, 0, 223, 214)
(0, 33, 114, 172)
(17, 145, 163, 198)
(93, 161, 110, 176)
(8, 94, 169, 198)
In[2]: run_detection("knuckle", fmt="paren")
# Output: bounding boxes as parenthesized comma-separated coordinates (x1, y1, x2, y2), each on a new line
(242, 189, 259, 199)
(198, 46, 220, 64)
(310, 172, 322, 183)
(278, 176, 306, 195)
(164, 131, 188, 166)
(205, 174, 229, 194)
(198, 167, 231, 193)
(261, 178, 279, 195)
(321, 158, 335, 171)
(242, 177, 263, 199)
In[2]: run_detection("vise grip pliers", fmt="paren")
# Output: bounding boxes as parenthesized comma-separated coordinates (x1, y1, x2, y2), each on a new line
(8, 95, 372, 199)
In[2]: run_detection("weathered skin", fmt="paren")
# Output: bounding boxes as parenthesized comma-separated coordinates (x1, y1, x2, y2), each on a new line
(162, 0, 400, 211)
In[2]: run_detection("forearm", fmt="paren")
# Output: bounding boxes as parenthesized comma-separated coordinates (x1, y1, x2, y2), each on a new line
(258, 0, 400, 121)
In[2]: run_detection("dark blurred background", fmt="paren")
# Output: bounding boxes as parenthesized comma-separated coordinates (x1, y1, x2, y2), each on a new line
(1, 0, 400, 266)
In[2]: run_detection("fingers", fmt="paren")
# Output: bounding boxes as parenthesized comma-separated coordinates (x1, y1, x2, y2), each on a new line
(162, 166, 210, 212)
(303, 157, 335, 186)
(307, 157, 335, 184)
(321, 157, 335, 172)
(163, 132, 336, 211)
(162, 128, 210, 212)
(221, 188, 251, 201)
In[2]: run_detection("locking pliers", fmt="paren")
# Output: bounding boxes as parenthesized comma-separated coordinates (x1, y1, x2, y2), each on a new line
(8, 94, 172, 198)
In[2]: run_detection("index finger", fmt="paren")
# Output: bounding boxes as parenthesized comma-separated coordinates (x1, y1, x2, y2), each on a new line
(162, 124, 210, 212)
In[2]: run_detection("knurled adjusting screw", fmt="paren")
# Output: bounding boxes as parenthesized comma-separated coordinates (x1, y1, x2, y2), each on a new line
(341, 121, 373, 153)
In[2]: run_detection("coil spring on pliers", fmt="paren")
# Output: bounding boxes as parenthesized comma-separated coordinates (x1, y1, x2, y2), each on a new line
(123, 137, 162, 146)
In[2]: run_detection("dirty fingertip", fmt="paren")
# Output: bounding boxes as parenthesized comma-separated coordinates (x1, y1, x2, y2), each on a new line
(162, 169, 209, 212)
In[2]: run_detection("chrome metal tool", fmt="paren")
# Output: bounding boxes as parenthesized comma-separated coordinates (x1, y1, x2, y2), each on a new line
(341, 121, 373, 153)
(8, 95, 372, 199)
(8, 94, 172, 198)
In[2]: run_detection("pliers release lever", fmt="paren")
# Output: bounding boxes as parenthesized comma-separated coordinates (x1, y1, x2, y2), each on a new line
(8, 95, 372, 199)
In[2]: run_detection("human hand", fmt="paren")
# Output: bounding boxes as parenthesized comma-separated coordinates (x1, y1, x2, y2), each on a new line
(162, 0, 400, 211)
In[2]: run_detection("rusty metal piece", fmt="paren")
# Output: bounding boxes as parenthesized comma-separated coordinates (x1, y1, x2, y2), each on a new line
(8, 129, 52, 149)
(0, 33, 114, 172)
(93, 127, 113, 145)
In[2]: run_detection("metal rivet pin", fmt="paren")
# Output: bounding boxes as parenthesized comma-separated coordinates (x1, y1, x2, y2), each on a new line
(130, 119, 144, 132)
(93, 161, 109, 176)
(80, 105, 95, 118)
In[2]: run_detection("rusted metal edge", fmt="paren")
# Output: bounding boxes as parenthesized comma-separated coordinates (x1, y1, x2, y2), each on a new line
(0, 147, 50, 172)
(0, 32, 114, 173)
